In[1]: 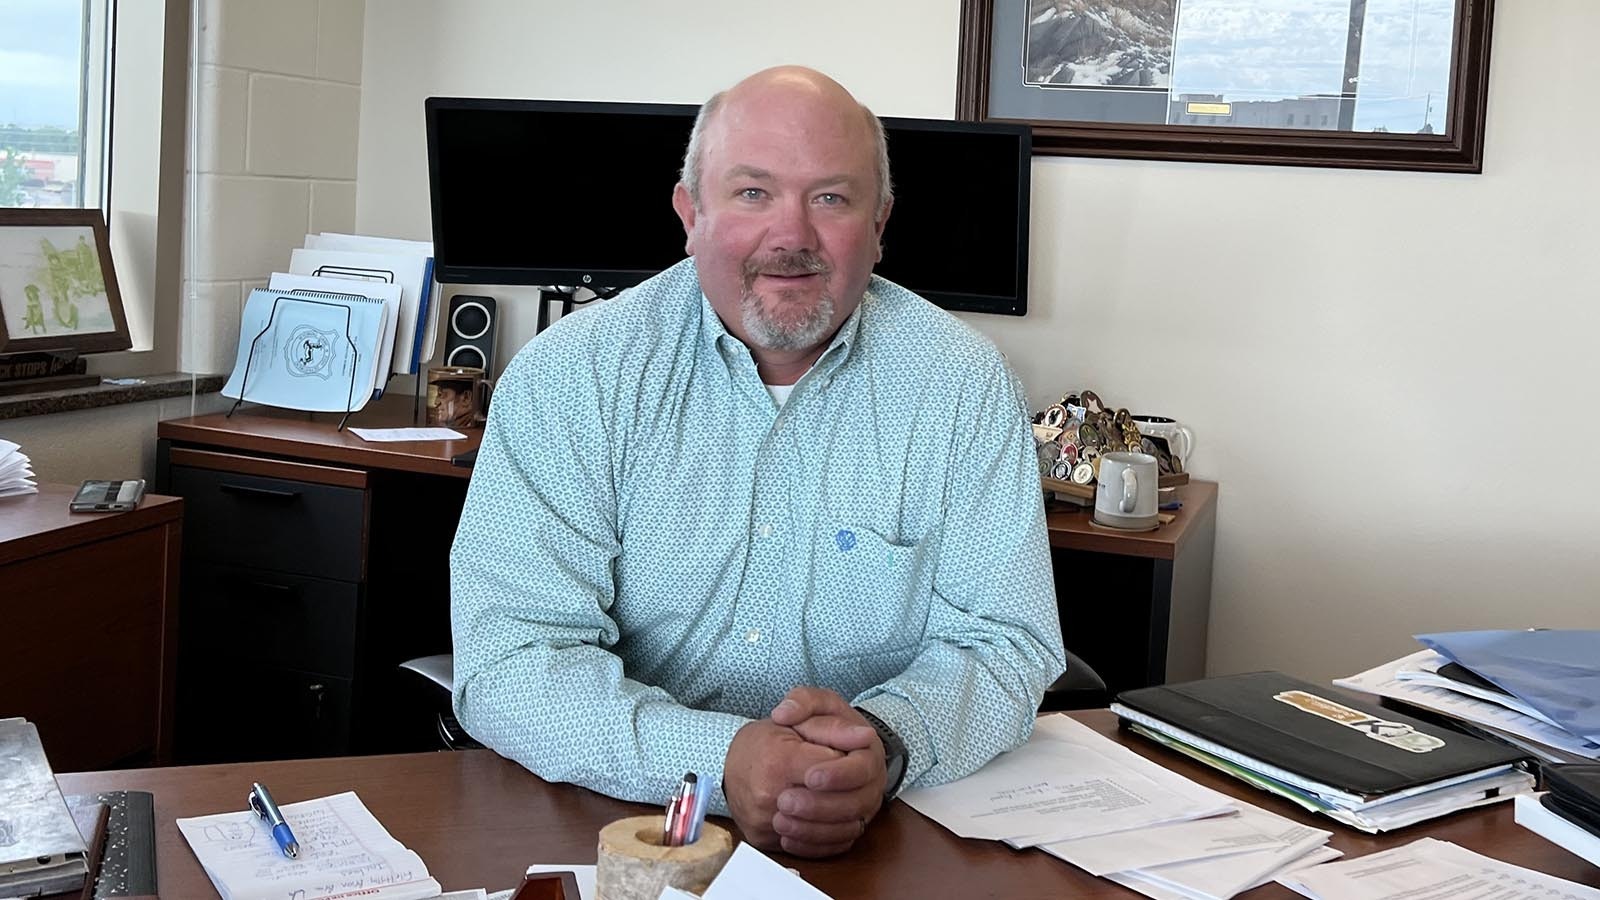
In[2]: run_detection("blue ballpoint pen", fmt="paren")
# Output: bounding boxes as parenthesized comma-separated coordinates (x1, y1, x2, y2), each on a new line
(248, 782, 301, 859)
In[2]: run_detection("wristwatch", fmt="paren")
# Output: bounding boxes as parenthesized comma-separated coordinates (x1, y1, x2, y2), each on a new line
(855, 708, 908, 797)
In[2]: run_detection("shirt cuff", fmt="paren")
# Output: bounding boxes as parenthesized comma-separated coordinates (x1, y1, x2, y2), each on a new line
(851, 690, 934, 795)
(636, 702, 751, 816)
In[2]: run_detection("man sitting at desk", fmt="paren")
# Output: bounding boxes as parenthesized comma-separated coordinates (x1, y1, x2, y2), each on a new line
(450, 65, 1064, 858)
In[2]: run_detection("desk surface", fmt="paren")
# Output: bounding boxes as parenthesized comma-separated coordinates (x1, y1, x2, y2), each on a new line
(56, 710, 1597, 899)
(160, 409, 1217, 559)
(1044, 480, 1216, 560)
(0, 483, 182, 567)
(159, 406, 482, 479)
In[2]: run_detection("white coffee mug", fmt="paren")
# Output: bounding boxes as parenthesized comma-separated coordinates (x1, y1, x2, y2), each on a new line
(1094, 451, 1159, 530)
(1132, 415, 1195, 468)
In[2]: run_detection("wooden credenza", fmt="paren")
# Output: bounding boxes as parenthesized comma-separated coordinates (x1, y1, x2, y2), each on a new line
(0, 484, 181, 771)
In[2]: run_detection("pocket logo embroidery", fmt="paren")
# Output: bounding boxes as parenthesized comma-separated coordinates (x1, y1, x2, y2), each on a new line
(834, 529, 857, 552)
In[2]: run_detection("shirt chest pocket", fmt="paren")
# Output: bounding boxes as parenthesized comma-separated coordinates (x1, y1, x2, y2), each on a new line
(804, 526, 934, 682)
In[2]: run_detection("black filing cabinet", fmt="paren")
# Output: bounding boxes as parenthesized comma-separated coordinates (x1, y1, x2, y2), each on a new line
(158, 441, 462, 763)
(164, 452, 368, 762)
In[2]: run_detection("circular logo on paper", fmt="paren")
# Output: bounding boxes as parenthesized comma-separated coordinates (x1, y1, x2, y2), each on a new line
(834, 529, 857, 552)
(285, 325, 338, 380)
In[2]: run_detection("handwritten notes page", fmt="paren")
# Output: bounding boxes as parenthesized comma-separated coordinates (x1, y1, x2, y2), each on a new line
(176, 792, 441, 900)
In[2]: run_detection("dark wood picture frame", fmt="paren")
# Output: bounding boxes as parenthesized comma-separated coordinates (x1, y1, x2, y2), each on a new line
(0, 208, 132, 354)
(957, 0, 1496, 173)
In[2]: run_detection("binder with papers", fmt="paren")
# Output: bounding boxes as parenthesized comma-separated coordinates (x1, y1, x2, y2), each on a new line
(290, 234, 439, 377)
(1113, 672, 1536, 832)
(221, 289, 388, 425)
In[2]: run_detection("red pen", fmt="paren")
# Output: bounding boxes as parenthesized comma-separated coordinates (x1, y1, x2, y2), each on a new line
(674, 780, 698, 845)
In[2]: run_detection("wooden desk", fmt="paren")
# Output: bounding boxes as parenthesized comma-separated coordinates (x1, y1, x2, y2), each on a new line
(0, 484, 182, 771)
(156, 406, 475, 764)
(55, 710, 1599, 899)
(155, 407, 1216, 758)
(1045, 481, 1217, 696)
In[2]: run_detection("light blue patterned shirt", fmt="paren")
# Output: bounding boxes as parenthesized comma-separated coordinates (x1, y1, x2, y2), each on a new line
(450, 258, 1064, 813)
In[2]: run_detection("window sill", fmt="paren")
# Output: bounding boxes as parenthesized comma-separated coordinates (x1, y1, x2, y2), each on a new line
(0, 373, 226, 421)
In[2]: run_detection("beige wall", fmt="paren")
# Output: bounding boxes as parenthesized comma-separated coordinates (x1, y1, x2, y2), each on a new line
(353, 1, 1600, 686)
(2, 392, 230, 486)
(182, 0, 366, 375)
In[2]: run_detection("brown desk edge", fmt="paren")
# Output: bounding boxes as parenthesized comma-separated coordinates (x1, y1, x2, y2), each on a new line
(163, 410, 1213, 560)
(1045, 479, 1217, 560)
(56, 710, 1598, 900)
(0, 484, 182, 567)
(158, 408, 482, 479)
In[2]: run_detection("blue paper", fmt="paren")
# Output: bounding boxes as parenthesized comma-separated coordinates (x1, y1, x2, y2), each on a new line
(1414, 629, 1600, 743)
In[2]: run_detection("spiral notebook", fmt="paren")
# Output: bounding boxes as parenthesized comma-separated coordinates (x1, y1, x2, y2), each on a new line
(221, 289, 389, 413)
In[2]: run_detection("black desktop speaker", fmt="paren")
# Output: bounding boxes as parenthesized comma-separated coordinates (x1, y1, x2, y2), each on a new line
(442, 294, 497, 372)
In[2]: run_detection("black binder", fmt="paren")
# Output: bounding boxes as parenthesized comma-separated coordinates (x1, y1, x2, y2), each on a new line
(1544, 764, 1600, 837)
(1115, 671, 1531, 799)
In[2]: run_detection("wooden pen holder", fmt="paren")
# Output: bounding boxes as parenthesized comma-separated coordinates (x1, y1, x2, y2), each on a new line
(595, 815, 733, 900)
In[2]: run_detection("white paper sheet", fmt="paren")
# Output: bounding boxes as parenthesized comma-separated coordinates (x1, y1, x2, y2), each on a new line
(1277, 837, 1600, 900)
(903, 714, 1234, 845)
(1114, 819, 1335, 900)
(698, 844, 832, 899)
(1040, 800, 1330, 877)
(350, 427, 467, 442)
(175, 791, 441, 900)
(1110, 845, 1343, 900)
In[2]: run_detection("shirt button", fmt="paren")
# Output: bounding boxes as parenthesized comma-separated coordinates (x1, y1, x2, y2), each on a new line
(758, 523, 774, 538)
(745, 628, 762, 644)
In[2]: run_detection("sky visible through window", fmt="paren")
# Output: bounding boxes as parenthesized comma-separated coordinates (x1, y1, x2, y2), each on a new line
(0, 0, 88, 206)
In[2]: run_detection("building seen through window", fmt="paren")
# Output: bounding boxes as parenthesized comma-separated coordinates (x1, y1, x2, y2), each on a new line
(0, 0, 111, 209)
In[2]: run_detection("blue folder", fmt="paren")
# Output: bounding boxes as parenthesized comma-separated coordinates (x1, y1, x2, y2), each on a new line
(1415, 629, 1600, 744)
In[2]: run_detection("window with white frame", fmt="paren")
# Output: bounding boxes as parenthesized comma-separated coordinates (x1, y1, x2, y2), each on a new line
(0, 0, 113, 210)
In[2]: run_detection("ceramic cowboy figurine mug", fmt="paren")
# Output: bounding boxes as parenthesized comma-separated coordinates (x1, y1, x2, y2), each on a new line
(1094, 451, 1160, 531)
(426, 365, 493, 428)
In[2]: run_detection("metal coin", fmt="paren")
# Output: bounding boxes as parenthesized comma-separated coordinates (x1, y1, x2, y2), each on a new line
(1071, 461, 1095, 485)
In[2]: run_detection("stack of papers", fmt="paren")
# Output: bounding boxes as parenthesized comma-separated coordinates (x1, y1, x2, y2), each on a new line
(900, 715, 1338, 899)
(1276, 837, 1600, 900)
(176, 791, 441, 900)
(0, 439, 38, 497)
(1113, 672, 1535, 833)
(221, 233, 442, 415)
(1337, 643, 1600, 766)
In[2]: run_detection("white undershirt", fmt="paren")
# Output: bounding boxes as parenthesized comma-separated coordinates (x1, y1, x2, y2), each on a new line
(764, 382, 796, 407)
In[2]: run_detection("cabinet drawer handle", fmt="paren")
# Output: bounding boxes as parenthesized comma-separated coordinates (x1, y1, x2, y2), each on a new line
(219, 482, 301, 502)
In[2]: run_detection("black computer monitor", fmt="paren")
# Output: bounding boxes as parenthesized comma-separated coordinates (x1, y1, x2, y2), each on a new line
(425, 97, 1031, 315)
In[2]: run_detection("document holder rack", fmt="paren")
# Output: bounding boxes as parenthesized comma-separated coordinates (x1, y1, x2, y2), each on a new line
(226, 292, 364, 431)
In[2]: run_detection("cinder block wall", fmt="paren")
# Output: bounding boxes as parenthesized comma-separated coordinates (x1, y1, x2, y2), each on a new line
(181, 0, 365, 374)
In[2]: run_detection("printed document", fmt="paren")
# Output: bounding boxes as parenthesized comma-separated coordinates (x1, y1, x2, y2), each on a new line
(1277, 837, 1600, 900)
(175, 791, 441, 900)
(1039, 801, 1330, 877)
(901, 715, 1234, 845)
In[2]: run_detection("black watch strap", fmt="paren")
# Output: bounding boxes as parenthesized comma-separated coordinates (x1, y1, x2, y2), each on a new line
(856, 708, 908, 797)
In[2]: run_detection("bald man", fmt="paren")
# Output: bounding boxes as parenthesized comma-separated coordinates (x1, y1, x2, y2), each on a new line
(450, 66, 1065, 858)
